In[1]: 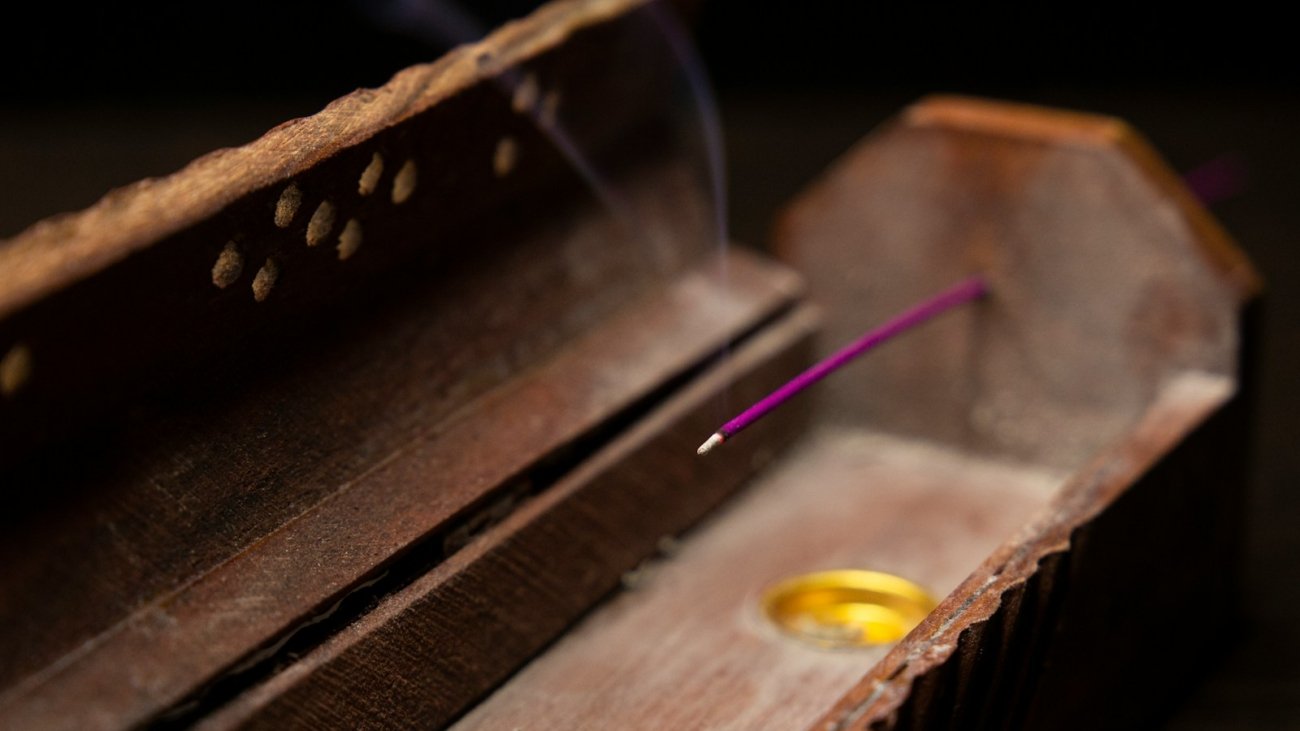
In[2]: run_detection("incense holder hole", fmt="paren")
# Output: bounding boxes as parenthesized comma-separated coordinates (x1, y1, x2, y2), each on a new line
(252, 259, 279, 302)
(392, 160, 418, 204)
(0, 343, 33, 397)
(306, 201, 336, 247)
(211, 242, 243, 289)
(358, 153, 384, 196)
(760, 569, 937, 649)
(274, 183, 302, 228)
(338, 219, 363, 261)
(540, 89, 560, 128)
(494, 137, 518, 178)
(512, 73, 539, 114)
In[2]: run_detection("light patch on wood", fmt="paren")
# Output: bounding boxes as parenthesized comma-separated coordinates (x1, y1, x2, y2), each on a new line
(337, 219, 363, 260)
(392, 160, 418, 204)
(306, 201, 336, 247)
(0, 343, 32, 397)
(512, 73, 539, 114)
(358, 153, 384, 196)
(252, 259, 279, 302)
(494, 137, 518, 178)
(211, 242, 243, 289)
(274, 184, 302, 228)
(540, 89, 561, 128)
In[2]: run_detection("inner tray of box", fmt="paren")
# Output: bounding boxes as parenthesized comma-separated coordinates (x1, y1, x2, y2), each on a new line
(451, 425, 1062, 730)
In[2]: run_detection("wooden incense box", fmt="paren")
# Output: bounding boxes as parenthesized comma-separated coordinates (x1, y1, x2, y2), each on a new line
(0, 1, 1258, 729)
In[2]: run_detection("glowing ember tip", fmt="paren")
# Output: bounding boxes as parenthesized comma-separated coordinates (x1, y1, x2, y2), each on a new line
(697, 433, 724, 456)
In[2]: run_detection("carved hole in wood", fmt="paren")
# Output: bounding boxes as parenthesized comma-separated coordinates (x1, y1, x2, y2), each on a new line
(358, 153, 384, 197)
(211, 242, 243, 289)
(512, 73, 539, 114)
(494, 137, 518, 178)
(540, 89, 560, 128)
(251, 259, 279, 302)
(392, 160, 418, 205)
(337, 219, 362, 261)
(306, 201, 336, 247)
(274, 183, 302, 228)
(0, 343, 32, 397)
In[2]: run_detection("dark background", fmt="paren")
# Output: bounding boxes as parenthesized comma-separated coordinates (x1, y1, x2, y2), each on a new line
(1, 2, 1296, 727)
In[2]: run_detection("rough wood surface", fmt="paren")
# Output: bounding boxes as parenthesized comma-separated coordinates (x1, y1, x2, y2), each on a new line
(0, 0, 681, 466)
(0, 248, 799, 731)
(814, 373, 1239, 730)
(0, 0, 645, 317)
(766, 97, 1259, 730)
(449, 427, 1059, 731)
(775, 95, 1259, 471)
(0, 33, 1260, 731)
(196, 304, 820, 730)
(0, 1, 793, 728)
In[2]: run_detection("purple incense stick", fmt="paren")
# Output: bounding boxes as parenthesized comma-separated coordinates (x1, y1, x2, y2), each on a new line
(1183, 153, 1248, 206)
(697, 276, 988, 455)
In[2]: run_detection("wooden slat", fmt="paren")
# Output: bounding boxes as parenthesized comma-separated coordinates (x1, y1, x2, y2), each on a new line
(2, 1, 759, 727)
(445, 427, 1058, 731)
(0, 248, 800, 730)
(815, 373, 1238, 730)
(196, 304, 821, 729)
(0, 0, 681, 466)
(774, 95, 1256, 472)
(769, 96, 1258, 730)
(0, 0, 646, 318)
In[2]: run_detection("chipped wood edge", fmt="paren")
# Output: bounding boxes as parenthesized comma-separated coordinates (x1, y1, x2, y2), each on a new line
(0, 0, 646, 320)
(906, 95, 1261, 301)
(774, 95, 1261, 305)
(814, 372, 1235, 730)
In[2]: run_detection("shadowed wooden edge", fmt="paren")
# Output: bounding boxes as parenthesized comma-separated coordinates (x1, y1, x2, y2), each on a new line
(0, 0, 645, 320)
(786, 96, 1261, 729)
(193, 306, 819, 731)
(905, 95, 1261, 302)
(813, 373, 1232, 730)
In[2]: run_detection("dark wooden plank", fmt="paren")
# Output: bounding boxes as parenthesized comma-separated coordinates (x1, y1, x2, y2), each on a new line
(766, 97, 1260, 730)
(195, 304, 822, 730)
(444, 426, 1057, 731)
(0, 248, 800, 730)
(774, 95, 1258, 472)
(0, 0, 686, 466)
(815, 373, 1236, 730)
(0, 155, 707, 695)
(1, 1, 761, 727)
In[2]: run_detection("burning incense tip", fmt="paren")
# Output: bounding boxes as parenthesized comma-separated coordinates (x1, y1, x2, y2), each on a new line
(698, 276, 988, 456)
(697, 433, 724, 455)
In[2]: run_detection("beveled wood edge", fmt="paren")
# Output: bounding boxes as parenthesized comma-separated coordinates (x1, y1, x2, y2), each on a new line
(0, 0, 645, 319)
(811, 371, 1234, 730)
(774, 95, 1261, 304)
(907, 95, 1261, 301)
(0, 248, 800, 730)
(194, 305, 822, 730)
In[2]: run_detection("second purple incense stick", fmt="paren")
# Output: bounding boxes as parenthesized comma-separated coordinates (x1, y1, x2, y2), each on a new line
(697, 276, 988, 455)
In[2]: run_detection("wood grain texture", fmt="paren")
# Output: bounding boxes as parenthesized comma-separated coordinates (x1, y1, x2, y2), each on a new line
(0, 1, 791, 726)
(0, 0, 644, 317)
(814, 373, 1241, 730)
(775, 95, 1257, 472)
(0, 0, 686, 466)
(765, 97, 1259, 730)
(0, 248, 799, 730)
(450, 427, 1058, 731)
(0, 153, 715, 693)
(196, 304, 821, 730)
